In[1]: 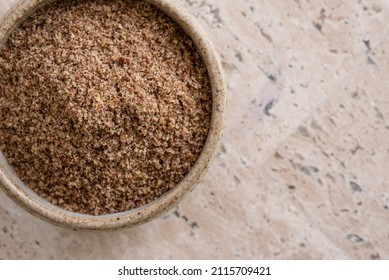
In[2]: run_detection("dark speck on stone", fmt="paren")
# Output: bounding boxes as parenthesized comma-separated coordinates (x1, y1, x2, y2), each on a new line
(190, 222, 199, 229)
(274, 152, 283, 159)
(350, 181, 363, 192)
(363, 39, 371, 51)
(352, 92, 359, 99)
(268, 74, 277, 82)
(298, 126, 310, 137)
(313, 21, 322, 32)
(182, 215, 189, 222)
(235, 51, 243, 62)
(299, 166, 311, 175)
(311, 166, 320, 173)
(264, 100, 275, 116)
(173, 210, 180, 218)
(367, 56, 376, 65)
(347, 234, 364, 243)
(288, 185, 296, 190)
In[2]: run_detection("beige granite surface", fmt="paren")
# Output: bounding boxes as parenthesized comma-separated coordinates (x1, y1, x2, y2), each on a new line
(0, 0, 388, 259)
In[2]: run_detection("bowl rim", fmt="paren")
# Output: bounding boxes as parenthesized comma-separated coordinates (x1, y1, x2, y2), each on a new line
(0, 0, 226, 230)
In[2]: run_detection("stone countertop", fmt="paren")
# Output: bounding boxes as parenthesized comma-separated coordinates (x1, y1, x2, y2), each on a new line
(0, 0, 388, 259)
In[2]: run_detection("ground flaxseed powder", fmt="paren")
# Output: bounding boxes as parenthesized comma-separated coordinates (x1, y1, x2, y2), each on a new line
(0, 0, 212, 215)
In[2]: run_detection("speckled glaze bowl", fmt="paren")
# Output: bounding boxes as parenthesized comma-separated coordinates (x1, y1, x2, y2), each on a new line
(0, 0, 225, 230)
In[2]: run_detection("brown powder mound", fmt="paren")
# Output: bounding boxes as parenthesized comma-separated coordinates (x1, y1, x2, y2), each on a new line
(0, 0, 212, 215)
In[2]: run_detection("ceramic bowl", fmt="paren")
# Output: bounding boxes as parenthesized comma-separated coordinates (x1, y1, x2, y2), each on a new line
(0, 0, 225, 230)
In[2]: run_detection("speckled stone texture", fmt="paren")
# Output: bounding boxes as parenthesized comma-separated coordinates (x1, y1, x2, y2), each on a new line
(0, 0, 388, 259)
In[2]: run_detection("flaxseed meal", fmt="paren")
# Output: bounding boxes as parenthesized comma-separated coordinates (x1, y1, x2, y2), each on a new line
(0, 0, 212, 215)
